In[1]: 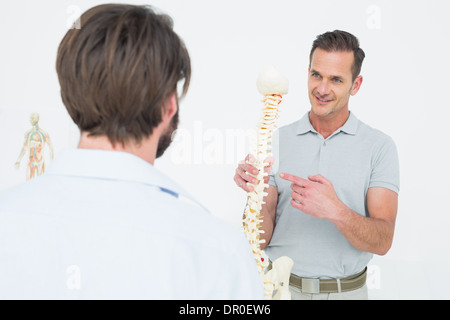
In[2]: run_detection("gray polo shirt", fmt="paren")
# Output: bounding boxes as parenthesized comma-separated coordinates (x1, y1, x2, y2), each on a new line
(266, 111, 399, 279)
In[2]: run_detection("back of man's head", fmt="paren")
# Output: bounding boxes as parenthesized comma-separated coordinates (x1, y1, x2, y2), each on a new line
(56, 4, 191, 146)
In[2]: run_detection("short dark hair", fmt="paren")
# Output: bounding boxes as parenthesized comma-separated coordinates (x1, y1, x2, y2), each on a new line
(56, 4, 191, 145)
(309, 30, 365, 81)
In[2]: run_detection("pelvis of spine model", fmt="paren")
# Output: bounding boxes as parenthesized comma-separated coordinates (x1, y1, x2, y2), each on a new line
(242, 65, 294, 300)
(263, 256, 294, 300)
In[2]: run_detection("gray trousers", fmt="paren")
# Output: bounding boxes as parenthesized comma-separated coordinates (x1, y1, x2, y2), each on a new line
(289, 284, 368, 300)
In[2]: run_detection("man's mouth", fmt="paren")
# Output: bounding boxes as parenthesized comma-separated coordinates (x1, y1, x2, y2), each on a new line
(315, 96, 332, 104)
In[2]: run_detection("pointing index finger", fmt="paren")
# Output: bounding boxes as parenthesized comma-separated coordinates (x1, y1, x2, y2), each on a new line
(279, 172, 310, 187)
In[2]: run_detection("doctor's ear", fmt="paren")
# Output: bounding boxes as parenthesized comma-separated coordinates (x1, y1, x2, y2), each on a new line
(163, 93, 178, 119)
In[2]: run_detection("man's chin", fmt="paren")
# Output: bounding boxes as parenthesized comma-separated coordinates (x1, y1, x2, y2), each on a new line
(311, 105, 333, 118)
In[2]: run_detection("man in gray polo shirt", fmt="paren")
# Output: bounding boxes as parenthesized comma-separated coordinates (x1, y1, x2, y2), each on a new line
(234, 30, 399, 300)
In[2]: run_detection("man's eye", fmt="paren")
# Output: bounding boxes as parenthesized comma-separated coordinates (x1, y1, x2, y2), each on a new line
(312, 73, 320, 78)
(333, 78, 342, 83)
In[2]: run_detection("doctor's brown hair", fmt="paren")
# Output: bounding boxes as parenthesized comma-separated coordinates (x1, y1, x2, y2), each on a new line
(310, 30, 365, 81)
(56, 4, 191, 145)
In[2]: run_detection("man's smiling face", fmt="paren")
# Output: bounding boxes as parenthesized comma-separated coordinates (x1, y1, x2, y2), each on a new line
(308, 48, 362, 119)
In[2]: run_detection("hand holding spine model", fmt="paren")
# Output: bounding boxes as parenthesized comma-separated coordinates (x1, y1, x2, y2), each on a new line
(243, 65, 294, 300)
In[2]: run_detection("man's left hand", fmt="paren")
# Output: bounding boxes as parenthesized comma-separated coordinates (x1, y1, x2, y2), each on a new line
(280, 172, 345, 222)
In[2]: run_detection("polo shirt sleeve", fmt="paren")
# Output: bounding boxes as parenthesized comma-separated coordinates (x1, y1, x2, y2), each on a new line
(369, 135, 400, 194)
(268, 134, 280, 188)
(268, 168, 277, 187)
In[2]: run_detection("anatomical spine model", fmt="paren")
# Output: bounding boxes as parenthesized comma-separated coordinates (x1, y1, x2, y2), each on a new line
(242, 65, 294, 300)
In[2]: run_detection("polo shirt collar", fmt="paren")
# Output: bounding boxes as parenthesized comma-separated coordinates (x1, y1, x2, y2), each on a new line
(46, 148, 202, 207)
(296, 111, 358, 136)
(296, 112, 315, 135)
(340, 112, 358, 135)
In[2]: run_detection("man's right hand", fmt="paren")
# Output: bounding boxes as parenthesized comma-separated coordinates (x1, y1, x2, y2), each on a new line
(233, 154, 274, 192)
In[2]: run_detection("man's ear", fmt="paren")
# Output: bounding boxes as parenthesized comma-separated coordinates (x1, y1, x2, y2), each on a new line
(350, 75, 363, 96)
(163, 93, 177, 119)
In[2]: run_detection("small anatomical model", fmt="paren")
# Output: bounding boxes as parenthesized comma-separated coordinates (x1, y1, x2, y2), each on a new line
(15, 113, 54, 180)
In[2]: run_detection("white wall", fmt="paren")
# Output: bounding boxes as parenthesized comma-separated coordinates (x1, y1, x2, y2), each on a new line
(1, 0, 449, 299)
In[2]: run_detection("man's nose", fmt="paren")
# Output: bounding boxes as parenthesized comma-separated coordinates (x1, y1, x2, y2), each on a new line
(317, 80, 331, 96)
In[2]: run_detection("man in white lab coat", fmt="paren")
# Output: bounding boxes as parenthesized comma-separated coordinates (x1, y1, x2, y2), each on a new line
(0, 4, 263, 299)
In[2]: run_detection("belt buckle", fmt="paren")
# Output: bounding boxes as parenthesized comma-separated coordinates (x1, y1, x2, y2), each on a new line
(301, 278, 320, 294)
